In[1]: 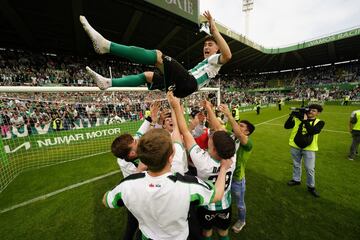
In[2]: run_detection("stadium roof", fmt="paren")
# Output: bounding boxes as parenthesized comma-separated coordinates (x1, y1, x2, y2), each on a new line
(0, 0, 359, 73)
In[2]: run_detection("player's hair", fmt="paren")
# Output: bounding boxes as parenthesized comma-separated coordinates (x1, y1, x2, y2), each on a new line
(111, 134, 134, 161)
(204, 35, 217, 44)
(212, 131, 235, 159)
(240, 120, 255, 136)
(137, 129, 174, 172)
(308, 104, 323, 112)
(162, 112, 172, 125)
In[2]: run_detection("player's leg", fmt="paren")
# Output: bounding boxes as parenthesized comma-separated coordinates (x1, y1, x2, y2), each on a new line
(187, 204, 203, 240)
(123, 209, 138, 240)
(197, 206, 214, 239)
(231, 179, 246, 233)
(80, 16, 163, 66)
(86, 66, 155, 90)
(290, 147, 302, 183)
(214, 207, 232, 239)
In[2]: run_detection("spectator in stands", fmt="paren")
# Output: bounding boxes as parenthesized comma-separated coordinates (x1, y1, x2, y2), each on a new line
(80, 11, 232, 98)
(0, 108, 11, 138)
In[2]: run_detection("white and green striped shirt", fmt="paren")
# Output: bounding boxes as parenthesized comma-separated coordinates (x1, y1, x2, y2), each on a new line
(117, 120, 151, 177)
(105, 172, 215, 240)
(189, 144, 236, 211)
(189, 53, 222, 89)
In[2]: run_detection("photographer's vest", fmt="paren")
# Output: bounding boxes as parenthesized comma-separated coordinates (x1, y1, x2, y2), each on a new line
(352, 111, 360, 131)
(232, 108, 240, 121)
(289, 118, 320, 151)
(52, 118, 63, 130)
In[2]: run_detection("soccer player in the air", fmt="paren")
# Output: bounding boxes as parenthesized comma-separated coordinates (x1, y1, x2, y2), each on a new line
(167, 91, 236, 240)
(103, 128, 232, 240)
(79, 10, 231, 98)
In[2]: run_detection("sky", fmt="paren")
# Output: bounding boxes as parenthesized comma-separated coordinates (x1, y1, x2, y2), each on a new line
(199, 0, 360, 47)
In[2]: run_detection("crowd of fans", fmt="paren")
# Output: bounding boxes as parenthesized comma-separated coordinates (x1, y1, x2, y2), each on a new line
(1, 49, 360, 139)
(0, 48, 153, 86)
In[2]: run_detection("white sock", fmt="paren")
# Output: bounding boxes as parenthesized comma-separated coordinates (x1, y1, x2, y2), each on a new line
(86, 66, 111, 90)
(80, 16, 110, 54)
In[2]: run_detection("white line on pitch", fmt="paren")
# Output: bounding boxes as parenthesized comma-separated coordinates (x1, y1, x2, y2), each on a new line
(255, 114, 289, 126)
(262, 123, 349, 134)
(0, 114, 291, 214)
(0, 170, 120, 214)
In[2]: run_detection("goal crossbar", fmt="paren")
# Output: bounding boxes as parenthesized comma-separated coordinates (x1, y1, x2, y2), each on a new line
(0, 86, 221, 105)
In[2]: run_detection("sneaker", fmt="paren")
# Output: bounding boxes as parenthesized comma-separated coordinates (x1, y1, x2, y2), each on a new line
(287, 180, 301, 186)
(232, 220, 246, 233)
(86, 66, 111, 90)
(307, 187, 320, 198)
(79, 16, 110, 54)
(348, 156, 354, 161)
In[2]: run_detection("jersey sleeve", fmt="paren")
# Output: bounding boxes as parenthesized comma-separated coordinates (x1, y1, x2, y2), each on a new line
(117, 158, 138, 178)
(104, 184, 125, 209)
(171, 142, 188, 175)
(241, 138, 253, 152)
(189, 176, 215, 205)
(189, 144, 213, 174)
(207, 53, 222, 65)
(134, 119, 151, 139)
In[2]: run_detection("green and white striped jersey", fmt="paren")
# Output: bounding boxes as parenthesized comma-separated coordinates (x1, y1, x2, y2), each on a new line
(105, 172, 215, 240)
(189, 53, 222, 89)
(117, 119, 151, 178)
(189, 144, 236, 211)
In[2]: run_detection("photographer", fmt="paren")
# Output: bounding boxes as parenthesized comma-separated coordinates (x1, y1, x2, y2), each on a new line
(348, 109, 360, 161)
(284, 104, 325, 197)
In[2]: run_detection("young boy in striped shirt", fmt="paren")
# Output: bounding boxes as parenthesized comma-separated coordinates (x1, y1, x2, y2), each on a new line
(103, 128, 232, 240)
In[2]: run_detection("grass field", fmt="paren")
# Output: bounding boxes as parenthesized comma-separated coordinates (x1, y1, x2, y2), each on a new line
(0, 104, 360, 240)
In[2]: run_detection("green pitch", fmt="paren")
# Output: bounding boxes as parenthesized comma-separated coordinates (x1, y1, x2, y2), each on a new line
(0, 104, 359, 239)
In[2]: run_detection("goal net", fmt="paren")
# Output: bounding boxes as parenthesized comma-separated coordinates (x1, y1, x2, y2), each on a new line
(0, 86, 220, 192)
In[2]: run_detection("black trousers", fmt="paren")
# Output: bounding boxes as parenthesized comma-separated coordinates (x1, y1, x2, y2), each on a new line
(123, 209, 138, 240)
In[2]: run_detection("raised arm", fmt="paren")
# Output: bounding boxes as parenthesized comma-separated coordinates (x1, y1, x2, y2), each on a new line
(218, 104, 248, 145)
(203, 10, 232, 64)
(212, 158, 233, 202)
(149, 100, 160, 128)
(170, 106, 182, 143)
(167, 91, 196, 150)
(202, 99, 224, 131)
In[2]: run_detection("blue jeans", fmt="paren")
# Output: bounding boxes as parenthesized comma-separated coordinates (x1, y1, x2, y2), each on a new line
(290, 147, 316, 188)
(231, 178, 246, 222)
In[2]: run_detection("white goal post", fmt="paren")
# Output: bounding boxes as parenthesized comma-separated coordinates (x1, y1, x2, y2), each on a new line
(0, 86, 220, 192)
(0, 86, 221, 105)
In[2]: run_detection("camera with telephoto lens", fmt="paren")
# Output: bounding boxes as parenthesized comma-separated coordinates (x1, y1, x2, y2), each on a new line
(290, 107, 310, 119)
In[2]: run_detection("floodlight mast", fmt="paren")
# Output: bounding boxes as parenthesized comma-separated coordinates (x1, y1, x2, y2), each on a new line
(242, 0, 254, 36)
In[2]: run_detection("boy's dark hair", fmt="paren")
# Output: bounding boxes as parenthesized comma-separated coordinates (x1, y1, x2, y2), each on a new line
(308, 104, 323, 113)
(240, 120, 255, 136)
(111, 134, 134, 161)
(212, 131, 235, 159)
(162, 112, 172, 125)
(204, 35, 217, 44)
(137, 129, 174, 172)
